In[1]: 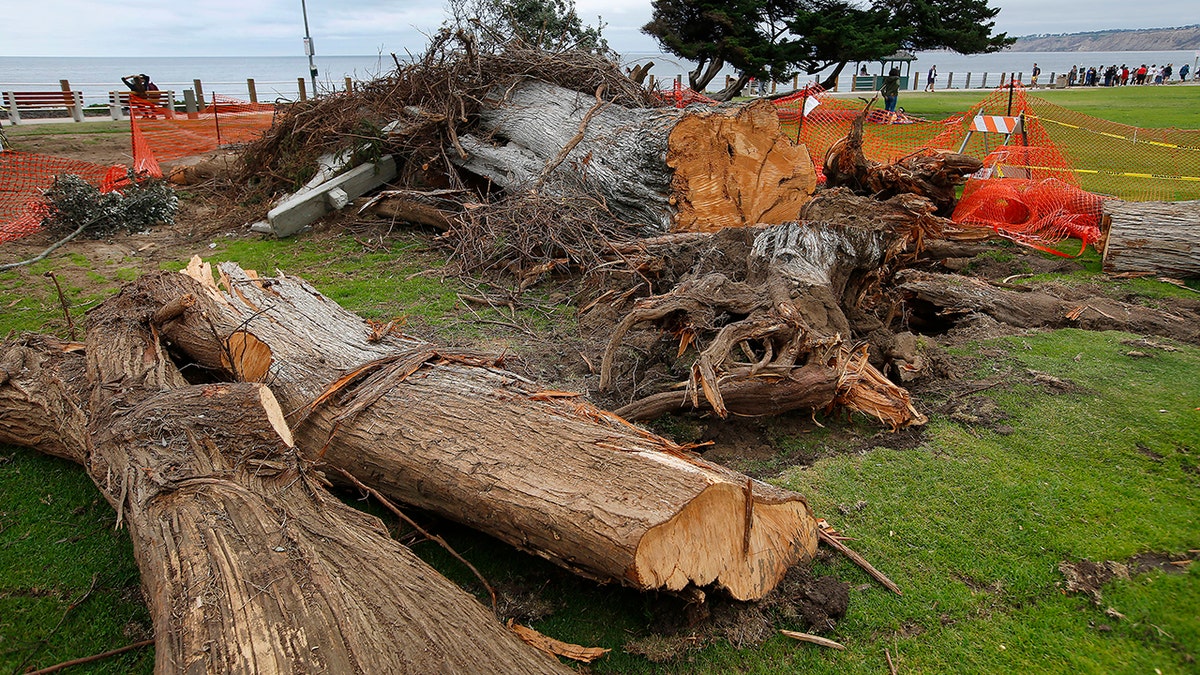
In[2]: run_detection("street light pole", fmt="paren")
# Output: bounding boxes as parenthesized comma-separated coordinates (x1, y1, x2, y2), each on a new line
(301, 0, 318, 97)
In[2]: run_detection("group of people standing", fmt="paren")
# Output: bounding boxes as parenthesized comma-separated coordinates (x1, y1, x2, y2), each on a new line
(1065, 63, 1191, 87)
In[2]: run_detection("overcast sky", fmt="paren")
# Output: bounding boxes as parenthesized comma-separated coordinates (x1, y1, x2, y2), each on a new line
(1, 0, 1194, 58)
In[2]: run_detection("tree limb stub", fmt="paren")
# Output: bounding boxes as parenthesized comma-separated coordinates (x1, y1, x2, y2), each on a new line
(144, 259, 820, 601)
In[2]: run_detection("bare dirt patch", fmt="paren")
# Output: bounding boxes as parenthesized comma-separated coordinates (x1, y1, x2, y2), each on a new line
(1059, 551, 1199, 605)
(624, 565, 850, 661)
(6, 131, 134, 167)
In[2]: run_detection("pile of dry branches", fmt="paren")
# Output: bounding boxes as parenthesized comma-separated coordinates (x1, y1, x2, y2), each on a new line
(444, 177, 646, 282)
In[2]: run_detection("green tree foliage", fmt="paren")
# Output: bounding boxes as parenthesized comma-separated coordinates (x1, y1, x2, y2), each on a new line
(644, 0, 1014, 94)
(444, 0, 608, 54)
(642, 0, 799, 98)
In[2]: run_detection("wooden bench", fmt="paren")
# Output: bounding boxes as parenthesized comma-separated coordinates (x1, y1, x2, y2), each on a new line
(108, 90, 176, 120)
(2, 90, 86, 124)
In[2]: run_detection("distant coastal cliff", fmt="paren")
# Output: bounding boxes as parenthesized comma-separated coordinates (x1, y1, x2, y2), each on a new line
(1014, 25, 1200, 51)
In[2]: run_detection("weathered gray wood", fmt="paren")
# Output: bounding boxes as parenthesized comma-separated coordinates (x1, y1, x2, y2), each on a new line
(457, 80, 677, 231)
(896, 270, 1200, 343)
(455, 80, 816, 234)
(1102, 199, 1200, 278)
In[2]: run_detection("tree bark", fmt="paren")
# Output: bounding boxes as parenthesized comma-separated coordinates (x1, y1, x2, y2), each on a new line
(1101, 199, 1200, 278)
(896, 270, 1200, 344)
(134, 259, 821, 602)
(454, 80, 816, 233)
(690, 56, 724, 92)
(1, 320, 568, 673)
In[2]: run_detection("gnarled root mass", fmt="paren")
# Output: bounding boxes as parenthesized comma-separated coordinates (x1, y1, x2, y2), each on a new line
(598, 221, 927, 428)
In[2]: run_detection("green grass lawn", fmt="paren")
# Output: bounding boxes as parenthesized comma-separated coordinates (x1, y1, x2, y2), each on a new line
(806, 85, 1200, 200)
(895, 85, 1200, 128)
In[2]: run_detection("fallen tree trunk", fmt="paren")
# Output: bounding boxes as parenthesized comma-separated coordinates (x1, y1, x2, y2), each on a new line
(137, 260, 820, 601)
(1, 340, 567, 672)
(896, 270, 1200, 344)
(1101, 199, 1200, 278)
(455, 80, 816, 233)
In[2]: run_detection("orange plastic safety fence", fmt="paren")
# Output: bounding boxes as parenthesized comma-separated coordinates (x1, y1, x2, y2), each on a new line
(130, 93, 276, 169)
(0, 150, 127, 244)
(953, 176, 1106, 256)
(779, 83, 1200, 202)
(653, 82, 719, 108)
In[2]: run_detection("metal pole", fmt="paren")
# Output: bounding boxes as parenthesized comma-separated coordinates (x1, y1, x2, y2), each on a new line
(301, 0, 317, 97)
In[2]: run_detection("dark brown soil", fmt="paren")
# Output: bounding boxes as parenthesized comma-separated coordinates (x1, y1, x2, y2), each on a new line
(1059, 551, 1199, 604)
(624, 565, 850, 661)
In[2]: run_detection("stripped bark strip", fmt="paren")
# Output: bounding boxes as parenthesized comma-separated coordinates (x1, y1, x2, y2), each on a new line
(742, 478, 754, 556)
(335, 467, 499, 616)
(508, 622, 610, 663)
(780, 630, 846, 650)
(818, 528, 902, 596)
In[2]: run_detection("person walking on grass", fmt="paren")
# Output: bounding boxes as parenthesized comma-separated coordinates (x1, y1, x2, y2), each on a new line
(1030, 63, 1041, 87)
(925, 65, 937, 92)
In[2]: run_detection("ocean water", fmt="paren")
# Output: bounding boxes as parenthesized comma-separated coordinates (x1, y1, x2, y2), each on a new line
(2, 50, 1196, 106)
(0, 55, 396, 105)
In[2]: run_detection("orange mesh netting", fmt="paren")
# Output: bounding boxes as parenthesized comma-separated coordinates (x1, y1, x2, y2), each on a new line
(778, 83, 1200, 202)
(654, 81, 719, 108)
(953, 177, 1106, 256)
(1, 93, 274, 244)
(129, 93, 276, 170)
(775, 82, 1198, 254)
(0, 150, 127, 244)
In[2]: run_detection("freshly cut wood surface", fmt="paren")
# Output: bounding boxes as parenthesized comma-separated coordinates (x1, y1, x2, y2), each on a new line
(667, 99, 817, 232)
(143, 259, 820, 601)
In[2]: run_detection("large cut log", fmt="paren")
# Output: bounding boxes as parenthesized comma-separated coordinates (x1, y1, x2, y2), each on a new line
(455, 79, 816, 233)
(896, 270, 1200, 344)
(1101, 199, 1200, 278)
(1, 333, 567, 671)
(135, 260, 820, 601)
